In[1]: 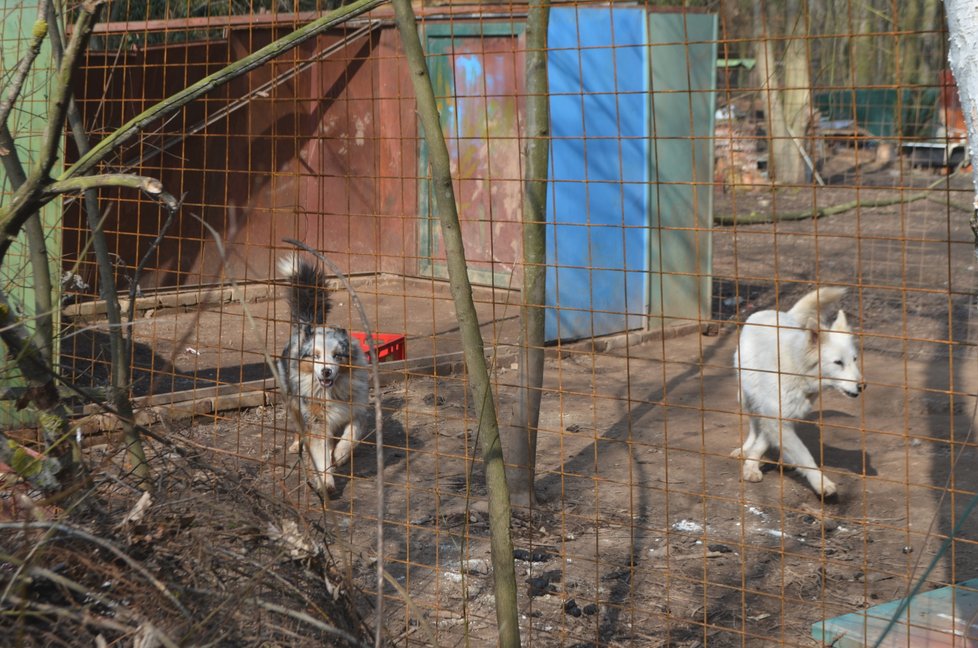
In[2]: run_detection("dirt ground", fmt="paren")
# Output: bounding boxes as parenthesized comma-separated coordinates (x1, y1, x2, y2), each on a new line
(29, 151, 978, 647)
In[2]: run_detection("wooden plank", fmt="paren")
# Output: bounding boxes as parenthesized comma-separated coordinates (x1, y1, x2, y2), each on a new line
(73, 346, 519, 434)
(63, 282, 275, 319)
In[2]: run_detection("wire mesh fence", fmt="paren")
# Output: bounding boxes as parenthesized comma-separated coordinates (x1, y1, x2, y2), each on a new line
(2, 0, 977, 646)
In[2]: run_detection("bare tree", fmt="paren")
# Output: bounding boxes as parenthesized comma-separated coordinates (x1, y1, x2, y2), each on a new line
(755, 0, 813, 185)
(390, 0, 522, 644)
(501, 0, 549, 510)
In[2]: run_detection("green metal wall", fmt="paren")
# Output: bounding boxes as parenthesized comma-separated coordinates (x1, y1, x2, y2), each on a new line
(648, 12, 718, 329)
(0, 1, 62, 426)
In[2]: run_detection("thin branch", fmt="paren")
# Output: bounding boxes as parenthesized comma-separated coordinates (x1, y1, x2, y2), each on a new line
(115, 20, 381, 174)
(0, 521, 191, 619)
(251, 598, 370, 648)
(42, 173, 176, 206)
(4, 595, 139, 637)
(127, 194, 183, 329)
(23, 565, 146, 629)
(0, 125, 26, 188)
(512, 0, 549, 509)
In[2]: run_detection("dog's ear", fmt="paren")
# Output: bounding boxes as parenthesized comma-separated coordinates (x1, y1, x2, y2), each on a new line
(831, 309, 850, 332)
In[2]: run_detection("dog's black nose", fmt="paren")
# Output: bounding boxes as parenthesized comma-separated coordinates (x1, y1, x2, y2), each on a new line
(322, 367, 334, 380)
(858, 382, 866, 393)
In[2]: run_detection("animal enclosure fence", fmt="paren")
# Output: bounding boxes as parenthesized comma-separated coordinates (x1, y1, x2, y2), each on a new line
(2, 0, 977, 646)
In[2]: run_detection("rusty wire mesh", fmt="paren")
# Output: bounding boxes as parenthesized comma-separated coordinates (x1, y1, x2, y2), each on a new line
(1, 0, 977, 646)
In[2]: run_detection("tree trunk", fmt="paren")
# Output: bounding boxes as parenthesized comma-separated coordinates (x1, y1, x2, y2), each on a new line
(852, 10, 873, 87)
(756, 0, 811, 185)
(755, 5, 783, 181)
(503, 0, 549, 510)
(917, 0, 940, 86)
(945, 0, 978, 214)
(390, 1, 521, 645)
(778, 15, 812, 185)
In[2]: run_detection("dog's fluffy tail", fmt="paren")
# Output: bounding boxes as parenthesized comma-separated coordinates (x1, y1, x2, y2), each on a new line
(788, 286, 847, 330)
(278, 254, 331, 326)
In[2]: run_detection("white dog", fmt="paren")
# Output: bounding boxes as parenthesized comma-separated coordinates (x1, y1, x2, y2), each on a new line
(733, 287, 865, 497)
(278, 255, 369, 496)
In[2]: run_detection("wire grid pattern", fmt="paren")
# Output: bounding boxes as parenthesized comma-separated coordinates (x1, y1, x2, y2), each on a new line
(3, 0, 976, 646)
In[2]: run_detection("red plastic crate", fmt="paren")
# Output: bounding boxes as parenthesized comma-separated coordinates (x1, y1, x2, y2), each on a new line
(351, 332, 406, 363)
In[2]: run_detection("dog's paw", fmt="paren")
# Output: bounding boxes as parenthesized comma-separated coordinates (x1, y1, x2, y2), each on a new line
(818, 478, 838, 499)
(332, 439, 355, 467)
(314, 473, 337, 497)
(805, 470, 838, 498)
(742, 464, 764, 483)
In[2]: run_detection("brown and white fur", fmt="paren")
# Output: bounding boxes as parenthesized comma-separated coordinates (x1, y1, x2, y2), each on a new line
(277, 255, 369, 496)
(733, 287, 865, 497)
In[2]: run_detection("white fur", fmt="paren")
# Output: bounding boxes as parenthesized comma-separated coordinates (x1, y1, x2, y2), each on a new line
(285, 327, 369, 496)
(276, 253, 301, 280)
(733, 287, 865, 497)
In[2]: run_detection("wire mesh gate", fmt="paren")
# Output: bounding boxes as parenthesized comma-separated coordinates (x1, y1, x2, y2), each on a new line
(1, 0, 977, 646)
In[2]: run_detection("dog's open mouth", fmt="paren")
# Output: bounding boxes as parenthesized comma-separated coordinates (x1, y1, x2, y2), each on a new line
(319, 375, 335, 389)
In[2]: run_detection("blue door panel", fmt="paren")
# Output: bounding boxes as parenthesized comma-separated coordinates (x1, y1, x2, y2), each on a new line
(545, 6, 650, 341)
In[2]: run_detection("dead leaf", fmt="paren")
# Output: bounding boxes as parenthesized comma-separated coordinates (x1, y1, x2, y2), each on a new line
(115, 491, 153, 530)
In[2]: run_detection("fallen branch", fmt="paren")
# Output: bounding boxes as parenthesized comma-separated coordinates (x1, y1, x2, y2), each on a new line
(717, 168, 971, 226)
(715, 191, 929, 226)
